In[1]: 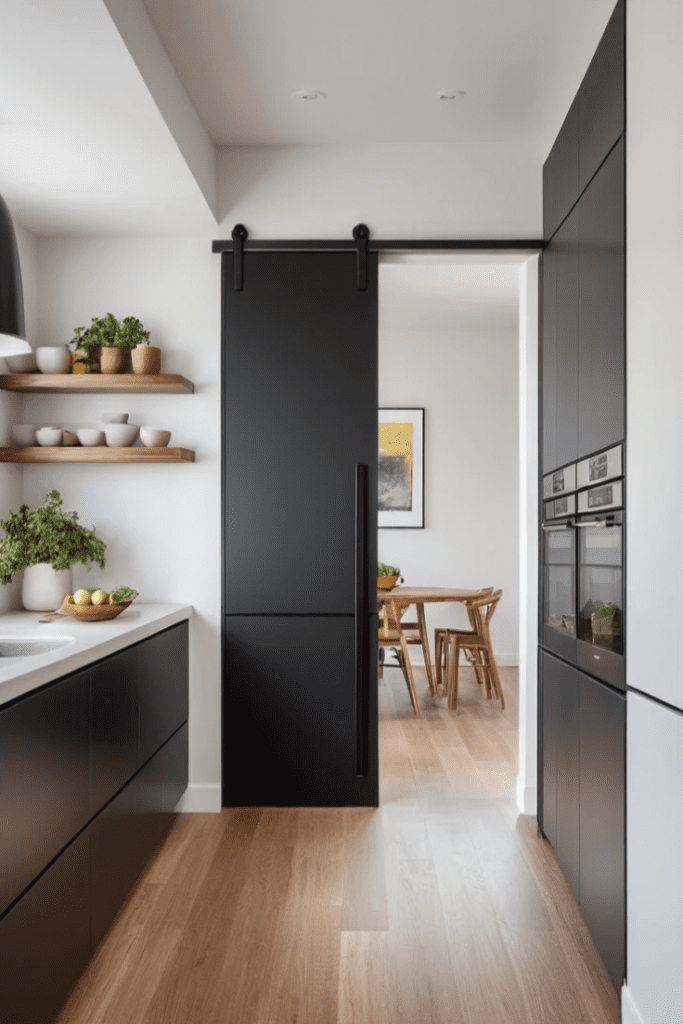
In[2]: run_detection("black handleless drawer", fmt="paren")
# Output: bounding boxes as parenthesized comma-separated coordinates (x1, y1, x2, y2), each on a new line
(0, 669, 90, 916)
(139, 620, 189, 762)
(91, 645, 140, 813)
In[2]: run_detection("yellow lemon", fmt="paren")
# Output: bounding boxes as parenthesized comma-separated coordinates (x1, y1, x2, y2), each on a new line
(91, 589, 107, 606)
(74, 589, 91, 606)
(65, 594, 75, 604)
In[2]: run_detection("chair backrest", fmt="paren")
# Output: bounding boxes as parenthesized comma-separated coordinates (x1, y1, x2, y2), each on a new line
(466, 589, 502, 638)
(465, 587, 494, 629)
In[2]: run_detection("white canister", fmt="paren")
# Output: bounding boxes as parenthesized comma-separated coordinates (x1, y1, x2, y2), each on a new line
(22, 563, 73, 612)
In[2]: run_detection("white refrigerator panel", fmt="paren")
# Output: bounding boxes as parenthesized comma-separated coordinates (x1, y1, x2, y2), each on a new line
(627, 691, 683, 1022)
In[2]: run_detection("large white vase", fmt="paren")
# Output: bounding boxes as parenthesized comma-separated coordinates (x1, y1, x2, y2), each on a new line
(22, 562, 72, 611)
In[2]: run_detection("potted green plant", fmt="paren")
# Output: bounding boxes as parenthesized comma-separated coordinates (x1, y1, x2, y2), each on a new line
(126, 317, 160, 375)
(68, 313, 152, 374)
(0, 490, 106, 610)
(378, 562, 403, 590)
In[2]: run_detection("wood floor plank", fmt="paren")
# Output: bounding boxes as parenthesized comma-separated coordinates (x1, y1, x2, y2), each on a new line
(53, 670, 619, 1024)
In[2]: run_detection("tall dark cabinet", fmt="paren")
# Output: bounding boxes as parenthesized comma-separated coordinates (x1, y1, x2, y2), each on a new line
(539, 0, 626, 998)
(222, 249, 378, 807)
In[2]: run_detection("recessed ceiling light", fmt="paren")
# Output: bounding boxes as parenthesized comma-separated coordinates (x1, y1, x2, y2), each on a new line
(294, 89, 326, 102)
(438, 90, 467, 101)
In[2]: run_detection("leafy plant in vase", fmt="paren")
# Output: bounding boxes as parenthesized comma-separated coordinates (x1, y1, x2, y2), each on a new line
(127, 318, 161, 375)
(0, 490, 106, 610)
(68, 313, 152, 374)
(377, 562, 403, 590)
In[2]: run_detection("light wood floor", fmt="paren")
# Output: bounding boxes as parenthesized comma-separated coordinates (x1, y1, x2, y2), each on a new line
(56, 665, 620, 1024)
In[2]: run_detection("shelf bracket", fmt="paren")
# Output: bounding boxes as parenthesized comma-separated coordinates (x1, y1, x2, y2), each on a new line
(353, 224, 370, 290)
(232, 224, 248, 290)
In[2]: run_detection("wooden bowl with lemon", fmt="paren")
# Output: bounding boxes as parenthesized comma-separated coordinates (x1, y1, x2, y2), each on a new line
(57, 587, 137, 621)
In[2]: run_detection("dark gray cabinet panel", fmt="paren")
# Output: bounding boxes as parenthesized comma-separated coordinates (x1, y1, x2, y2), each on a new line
(91, 645, 140, 812)
(0, 829, 90, 1024)
(554, 208, 579, 468)
(90, 730, 180, 947)
(0, 669, 90, 915)
(557, 661, 580, 904)
(224, 615, 378, 806)
(543, 94, 580, 242)
(579, 671, 625, 993)
(139, 621, 189, 762)
(540, 651, 560, 846)
(541, 247, 558, 474)
(578, 0, 625, 192)
(578, 137, 625, 459)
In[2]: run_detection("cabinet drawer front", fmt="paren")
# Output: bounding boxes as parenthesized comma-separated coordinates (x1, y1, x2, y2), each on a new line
(139, 620, 189, 762)
(0, 829, 90, 1024)
(0, 670, 90, 915)
(91, 646, 140, 812)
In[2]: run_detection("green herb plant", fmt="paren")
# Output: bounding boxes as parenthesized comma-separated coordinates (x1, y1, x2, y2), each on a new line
(109, 586, 138, 603)
(593, 601, 619, 618)
(68, 313, 150, 371)
(378, 562, 401, 577)
(0, 490, 106, 585)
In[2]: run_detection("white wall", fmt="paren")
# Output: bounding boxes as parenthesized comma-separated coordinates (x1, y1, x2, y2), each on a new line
(378, 327, 519, 663)
(23, 236, 222, 809)
(625, 0, 683, 1020)
(0, 221, 40, 614)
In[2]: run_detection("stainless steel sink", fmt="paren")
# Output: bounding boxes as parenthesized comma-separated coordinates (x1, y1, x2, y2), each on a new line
(0, 638, 75, 658)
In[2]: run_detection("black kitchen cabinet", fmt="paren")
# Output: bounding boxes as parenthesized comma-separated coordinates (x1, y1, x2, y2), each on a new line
(578, 137, 625, 459)
(540, 651, 579, 904)
(0, 668, 90, 916)
(0, 620, 189, 1020)
(578, 0, 625, 193)
(554, 208, 580, 468)
(0, 829, 91, 1024)
(91, 725, 185, 946)
(579, 671, 626, 993)
(539, 651, 625, 993)
(541, 245, 557, 474)
(138, 620, 189, 761)
(543, 94, 580, 243)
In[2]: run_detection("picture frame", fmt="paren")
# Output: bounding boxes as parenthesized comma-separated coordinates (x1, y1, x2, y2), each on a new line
(378, 408, 425, 529)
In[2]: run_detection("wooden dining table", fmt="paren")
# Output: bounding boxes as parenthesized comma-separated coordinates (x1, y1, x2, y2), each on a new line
(376, 586, 482, 697)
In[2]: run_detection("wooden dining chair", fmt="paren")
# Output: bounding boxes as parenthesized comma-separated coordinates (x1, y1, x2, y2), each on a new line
(434, 587, 494, 695)
(377, 600, 422, 717)
(440, 590, 505, 710)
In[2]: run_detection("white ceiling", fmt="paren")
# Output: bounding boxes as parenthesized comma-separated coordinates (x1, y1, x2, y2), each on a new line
(142, 0, 617, 147)
(379, 258, 519, 332)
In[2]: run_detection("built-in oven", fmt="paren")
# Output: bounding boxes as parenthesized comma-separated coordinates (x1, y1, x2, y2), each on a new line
(576, 478, 624, 689)
(541, 490, 577, 663)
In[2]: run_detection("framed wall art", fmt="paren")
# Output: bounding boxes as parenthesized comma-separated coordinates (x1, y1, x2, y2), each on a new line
(378, 408, 424, 528)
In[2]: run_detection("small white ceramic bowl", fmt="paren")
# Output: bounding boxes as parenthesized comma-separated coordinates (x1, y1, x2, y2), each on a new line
(5, 353, 37, 373)
(36, 426, 63, 446)
(35, 347, 72, 374)
(11, 424, 37, 446)
(103, 423, 140, 447)
(139, 427, 172, 447)
(101, 413, 129, 424)
(76, 428, 105, 447)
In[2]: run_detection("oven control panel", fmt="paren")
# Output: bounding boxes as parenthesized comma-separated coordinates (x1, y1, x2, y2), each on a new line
(578, 478, 623, 513)
(577, 444, 622, 490)
(542, 463, 577, 500)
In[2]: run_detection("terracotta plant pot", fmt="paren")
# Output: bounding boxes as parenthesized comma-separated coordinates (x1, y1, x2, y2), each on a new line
(72, 347, 101, 374)
(99, 347, 126, 374)
(377, 574, 400, 590)
(131, 345, 161, 375)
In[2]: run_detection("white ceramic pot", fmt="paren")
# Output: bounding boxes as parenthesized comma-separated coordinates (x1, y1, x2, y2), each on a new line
(5, 352, 37, 373)
(102, 423, 140, 447)
(76, 428, 105, 447)
(139, 427, 171, 447)
(35, 347, 73, 374)
(36, 426, 63, 446)
(22, 563, 73, 612)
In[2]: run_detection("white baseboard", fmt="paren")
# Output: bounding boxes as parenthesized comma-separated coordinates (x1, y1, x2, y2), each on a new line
(515, 777, 537, 815)
(175, 783, 222, 813)
(621, 987, 646, 1024)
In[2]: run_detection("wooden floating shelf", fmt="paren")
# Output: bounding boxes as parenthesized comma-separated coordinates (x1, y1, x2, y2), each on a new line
(0, 447, 195, 464)
(0, 373, 194, 394)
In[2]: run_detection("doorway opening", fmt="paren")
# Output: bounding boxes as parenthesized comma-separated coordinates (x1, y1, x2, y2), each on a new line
(376, 250, 539, 814)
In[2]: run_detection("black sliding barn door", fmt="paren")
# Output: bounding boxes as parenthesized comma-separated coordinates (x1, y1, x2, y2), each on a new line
(221, 249, 378, 807)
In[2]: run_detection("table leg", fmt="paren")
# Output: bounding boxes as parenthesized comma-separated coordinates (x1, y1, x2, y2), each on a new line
(391, 599, 420, 717)
(416, 603, 436, 696)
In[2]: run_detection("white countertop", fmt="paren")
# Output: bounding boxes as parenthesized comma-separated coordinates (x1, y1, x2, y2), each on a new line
(0, 603, 193, 708)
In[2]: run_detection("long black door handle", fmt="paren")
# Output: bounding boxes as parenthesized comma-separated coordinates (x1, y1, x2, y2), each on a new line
(355, 463, 370, 778)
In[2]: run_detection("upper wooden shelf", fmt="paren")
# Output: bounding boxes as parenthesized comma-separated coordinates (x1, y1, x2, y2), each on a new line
(0, 447, 195, 464)
(0, 374, 194, 394)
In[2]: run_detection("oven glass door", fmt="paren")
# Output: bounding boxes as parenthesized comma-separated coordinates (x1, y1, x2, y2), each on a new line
(543, 522, 577, 658)
(578, 520, 623, 655)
